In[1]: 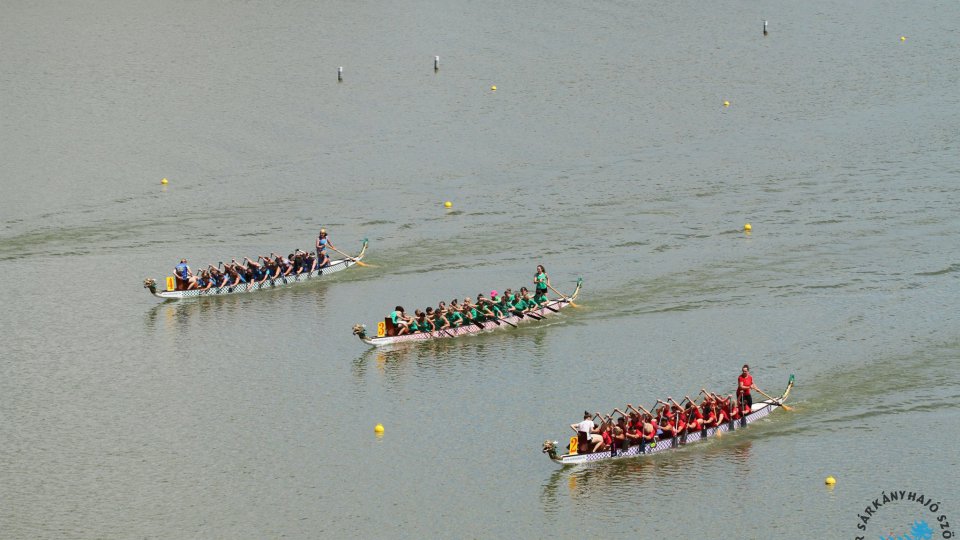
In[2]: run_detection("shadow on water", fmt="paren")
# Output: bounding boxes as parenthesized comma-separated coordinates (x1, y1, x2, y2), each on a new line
(540, 439, 754, 513)
(350, 328, 556, 381)
(143, 282, 330, 331)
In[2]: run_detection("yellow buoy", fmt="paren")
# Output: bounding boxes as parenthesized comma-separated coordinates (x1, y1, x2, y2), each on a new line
(444, 201, 452, 208)
(374, 423, 384, 433)
(744, 223, 752, 231)
(723, 100, 731, 108)
(161, 178, 168, 185)
(825, 476, 836, 485)
(490, 85, 497, 91)
(900, 36, 906, 41)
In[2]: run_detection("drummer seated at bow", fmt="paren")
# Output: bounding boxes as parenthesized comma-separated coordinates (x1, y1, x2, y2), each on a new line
(390, 306, 413, 335)
(571, 411, 605, 453)
(174, 259, 197, 290)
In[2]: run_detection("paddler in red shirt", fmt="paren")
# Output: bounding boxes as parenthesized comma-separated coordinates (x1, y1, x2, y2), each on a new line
(684, 396, 704, 433)
(699, 393, 718, 428)
(656, 399, 682, 440)
(726, 394, 741, 420)
(627, 404, 659, 451)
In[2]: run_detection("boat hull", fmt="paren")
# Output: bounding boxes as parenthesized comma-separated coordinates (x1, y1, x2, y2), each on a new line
(550, 375, 794, 465)
(357, 279, 582, 347)
(146, 240, 367, 299)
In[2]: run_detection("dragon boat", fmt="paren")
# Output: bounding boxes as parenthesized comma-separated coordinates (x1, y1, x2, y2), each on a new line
(143, 239, 368, 299)
(542, 375, 794, 465)
(352, 278, 582, 347)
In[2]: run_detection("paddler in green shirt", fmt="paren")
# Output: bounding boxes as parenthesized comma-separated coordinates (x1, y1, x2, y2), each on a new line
(476, 293, 496, 320)
(510, 290, 530, 313)
(410, 309, 423, 334)
(460, 303, 479, 326)
(514, 287, 538, 313)
(532, 290, 549, 306)
(494, 294, 511, 318)
(434, 303, 452, 330)
(421, 308, 436, 333)
(446, 299, 464, 327)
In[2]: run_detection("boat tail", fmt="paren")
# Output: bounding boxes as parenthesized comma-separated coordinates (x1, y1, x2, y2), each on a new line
(545, 374, 795, 465)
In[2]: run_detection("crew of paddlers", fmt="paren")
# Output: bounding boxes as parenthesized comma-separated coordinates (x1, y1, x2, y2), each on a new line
(570, 365, 764, 454)
(171, 229, 339, 291)
(386, 266, 555, 334)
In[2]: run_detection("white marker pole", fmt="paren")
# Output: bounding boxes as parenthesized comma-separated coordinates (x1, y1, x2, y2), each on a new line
(338, 66, 343, 82)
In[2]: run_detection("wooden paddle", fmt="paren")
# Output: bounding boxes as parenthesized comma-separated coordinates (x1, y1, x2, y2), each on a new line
(330, 246, 375, 268)
(436, 323, 456, 338)
(475, 302, 502, 326)
(541, 302, 560, 313)
(488, 308, 518, 327)
(548, 283, 578, 307)
(514, 309, 542, 321)
(754, 388, 792, 411)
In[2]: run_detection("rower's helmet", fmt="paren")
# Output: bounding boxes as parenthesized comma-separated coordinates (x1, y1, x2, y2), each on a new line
(320, 228, 326, 235)
(490, 290, 497, 297)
